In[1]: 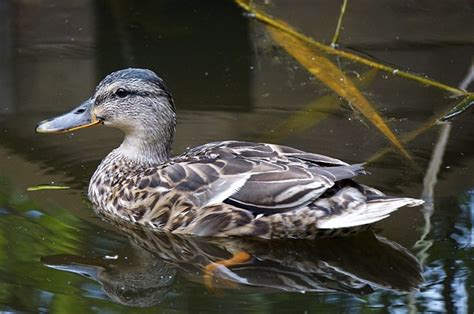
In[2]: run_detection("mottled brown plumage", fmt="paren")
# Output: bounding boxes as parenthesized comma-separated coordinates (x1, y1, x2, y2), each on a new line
(37, 68, 424, 239)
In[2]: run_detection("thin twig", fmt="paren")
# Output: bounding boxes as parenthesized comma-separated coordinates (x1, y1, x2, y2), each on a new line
(441, 62, 474, 120)
(235, 0, 470, 96)
(459, 62, 474, 90)
(413, 67, 471, 265)
(440, 94, 474, 121)
(421, 123, 451, 210)
(331, 0, 348, 48)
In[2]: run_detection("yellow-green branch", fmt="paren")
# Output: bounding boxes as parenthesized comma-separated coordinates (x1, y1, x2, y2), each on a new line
(235, 0, 470, 96)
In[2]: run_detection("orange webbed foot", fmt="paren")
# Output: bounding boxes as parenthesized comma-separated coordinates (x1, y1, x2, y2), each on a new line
(203, 251, 252, 291)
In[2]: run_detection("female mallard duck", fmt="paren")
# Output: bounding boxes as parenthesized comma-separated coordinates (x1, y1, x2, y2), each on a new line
(36, 68, 423, 239)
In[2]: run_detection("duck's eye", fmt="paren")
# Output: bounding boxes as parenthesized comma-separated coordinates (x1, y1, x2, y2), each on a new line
(115, 88, 129, 98)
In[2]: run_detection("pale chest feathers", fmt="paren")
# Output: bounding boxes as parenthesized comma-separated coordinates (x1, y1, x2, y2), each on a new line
(88, 151, 174, 223)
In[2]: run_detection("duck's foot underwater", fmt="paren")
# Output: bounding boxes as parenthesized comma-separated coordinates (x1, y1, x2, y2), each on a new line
(203, 251, 253, 291)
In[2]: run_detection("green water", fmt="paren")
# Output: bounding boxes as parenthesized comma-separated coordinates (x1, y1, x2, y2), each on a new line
(0, 0, 473, 312)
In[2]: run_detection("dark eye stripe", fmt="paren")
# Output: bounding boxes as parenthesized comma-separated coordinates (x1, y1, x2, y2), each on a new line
(94, 89, 171, 106)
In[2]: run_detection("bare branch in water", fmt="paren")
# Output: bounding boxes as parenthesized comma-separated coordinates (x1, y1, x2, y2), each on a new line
(331, 0, 348, 48)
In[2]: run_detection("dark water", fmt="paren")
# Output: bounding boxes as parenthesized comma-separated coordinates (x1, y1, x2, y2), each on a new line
(1, 0, 473, 312)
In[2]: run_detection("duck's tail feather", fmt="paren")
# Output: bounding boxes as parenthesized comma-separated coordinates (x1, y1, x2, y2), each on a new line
(316, 196, 424, 229)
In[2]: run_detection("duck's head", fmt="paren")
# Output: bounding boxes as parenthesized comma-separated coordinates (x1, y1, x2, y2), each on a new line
(36, 68, 176, 163)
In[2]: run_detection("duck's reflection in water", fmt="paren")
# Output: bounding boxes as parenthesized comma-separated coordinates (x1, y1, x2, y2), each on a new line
(42, 223, 423, 307)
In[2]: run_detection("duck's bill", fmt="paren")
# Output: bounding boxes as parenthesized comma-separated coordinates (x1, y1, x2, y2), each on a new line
(41, 255, 104, 281)
(36, 98, 102, 133)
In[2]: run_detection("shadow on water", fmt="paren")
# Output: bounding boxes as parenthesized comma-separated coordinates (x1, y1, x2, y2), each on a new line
(0, 0, 473, 312)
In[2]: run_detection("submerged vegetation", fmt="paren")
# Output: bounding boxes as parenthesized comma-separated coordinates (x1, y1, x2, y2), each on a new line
(27, 185, 71, 192)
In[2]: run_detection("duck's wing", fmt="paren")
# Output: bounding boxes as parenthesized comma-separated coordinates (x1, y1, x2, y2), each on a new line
(182, 141, 350, 167)
(166, 141, 364, 214)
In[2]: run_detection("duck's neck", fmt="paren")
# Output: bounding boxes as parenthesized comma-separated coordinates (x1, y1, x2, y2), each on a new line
(116, 126, 174, 166)
(117, 136, 169, 165)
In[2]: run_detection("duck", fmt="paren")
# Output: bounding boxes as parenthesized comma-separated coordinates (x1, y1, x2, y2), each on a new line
(36, 68, 424, 240)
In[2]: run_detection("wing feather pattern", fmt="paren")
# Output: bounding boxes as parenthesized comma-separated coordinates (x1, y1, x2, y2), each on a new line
(165, 141, 365, 215)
